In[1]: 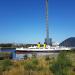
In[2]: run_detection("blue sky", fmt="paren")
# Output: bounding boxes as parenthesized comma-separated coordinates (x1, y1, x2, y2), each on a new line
(0, 0, 75, 44)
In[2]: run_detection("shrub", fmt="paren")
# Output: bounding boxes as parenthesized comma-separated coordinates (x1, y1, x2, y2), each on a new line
(1, 59, 13, 71)
(24, 58, 38, 71)
(50, 51, 72, 75)
(24, 54, 28, 60)
(45, 55, 50, 61)
(31, 58, 38, 65)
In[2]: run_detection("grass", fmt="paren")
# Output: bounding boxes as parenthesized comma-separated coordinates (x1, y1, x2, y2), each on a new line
(0, 51, 75, 75)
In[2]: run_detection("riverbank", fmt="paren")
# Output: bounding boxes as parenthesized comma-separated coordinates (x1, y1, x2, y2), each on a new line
(0, 51, 75, 75)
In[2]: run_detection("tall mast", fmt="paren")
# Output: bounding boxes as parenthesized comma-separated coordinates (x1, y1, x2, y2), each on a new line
(45, 0, 49, 45)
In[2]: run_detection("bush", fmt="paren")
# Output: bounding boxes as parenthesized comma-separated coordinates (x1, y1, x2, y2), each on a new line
(24, 54, 28, 60)
(24, 58, 38, 71)
(50, 51, 72, 75)
(45, 55, 50, 61)
(31, 58, 38, 65)
(0, 52, 12, 59)
(0, 59, 13, 71)
(0, 65, 3, 75)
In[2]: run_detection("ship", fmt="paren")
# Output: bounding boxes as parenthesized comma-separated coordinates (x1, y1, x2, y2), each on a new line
(16, 45, 71, 53)
(16, 0, 72, 52)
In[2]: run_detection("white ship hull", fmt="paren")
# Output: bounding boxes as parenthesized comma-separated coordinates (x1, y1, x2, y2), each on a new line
(16, 47, 71, 52)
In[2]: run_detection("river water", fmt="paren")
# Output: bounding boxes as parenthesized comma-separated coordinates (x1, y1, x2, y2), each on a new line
(16, 52, 59, 60)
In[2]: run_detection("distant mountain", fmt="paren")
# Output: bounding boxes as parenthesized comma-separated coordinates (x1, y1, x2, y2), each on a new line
(59, 37, 75, 47)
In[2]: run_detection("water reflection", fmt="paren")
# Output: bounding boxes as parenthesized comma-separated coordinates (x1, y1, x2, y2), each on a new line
(16, 52, 59, 60)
